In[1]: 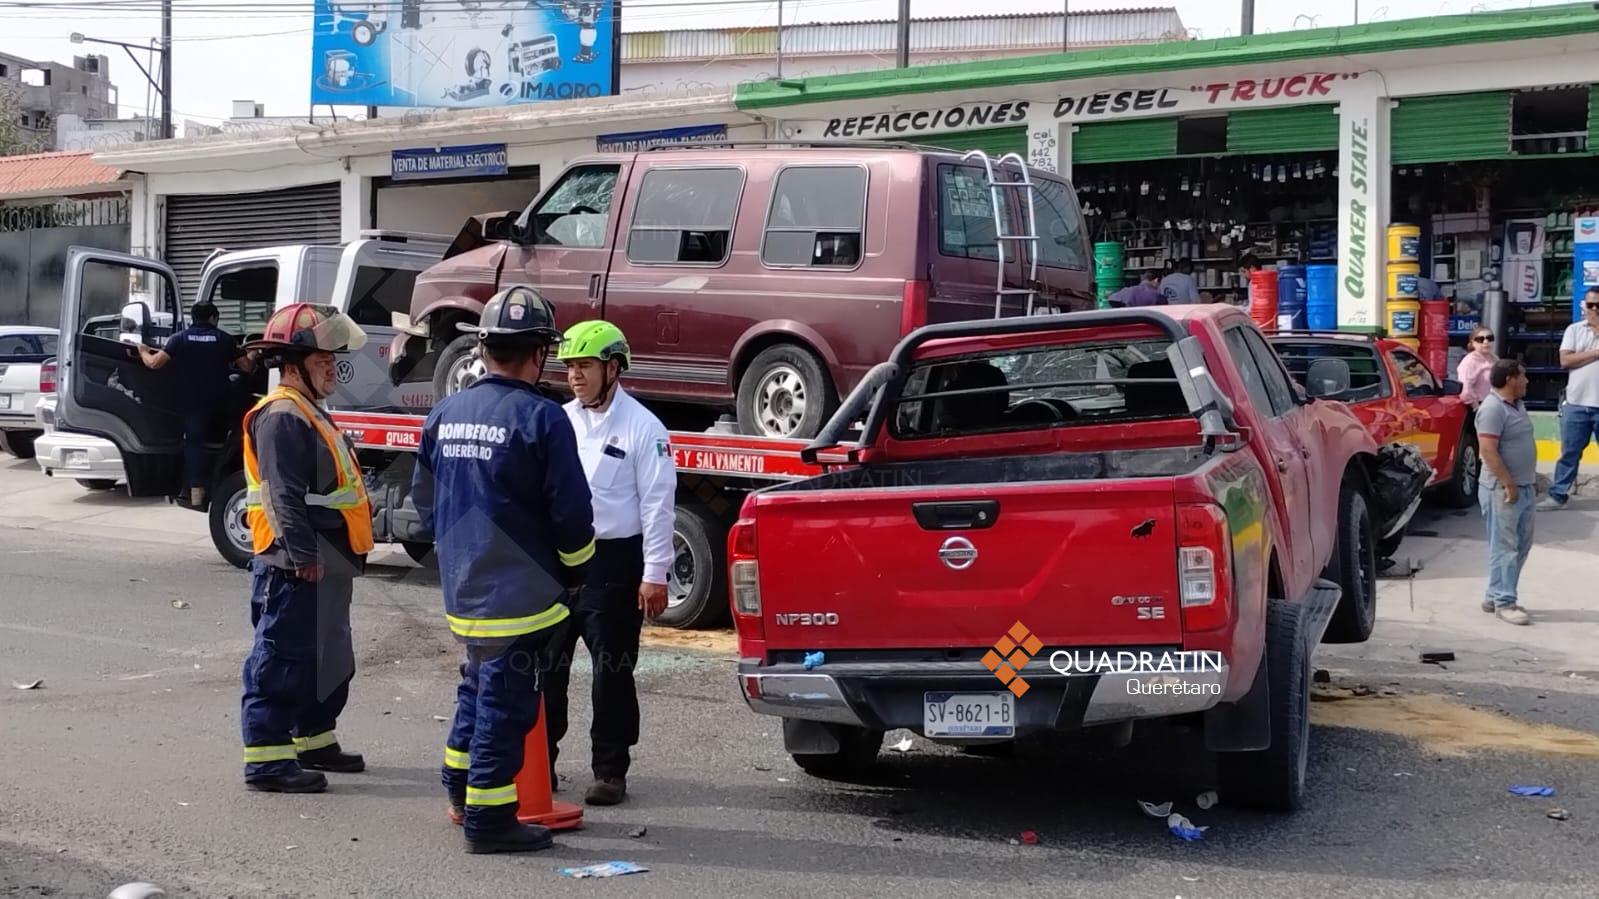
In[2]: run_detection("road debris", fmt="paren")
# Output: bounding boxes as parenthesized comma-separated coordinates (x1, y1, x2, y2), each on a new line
(890, 737, 913, 752)
(1548, 808, 1570, 821)
(285, 845, 298, 851)
(753, 764, 771, 772)
(176, 802, 190, 807)
(1167, 813, 1208, 842)
(1393, 772, 1414, 778)
(558, 862, 649, 879)
(802, 651, 825, 670)
(1509, 785, 1555, 797)
(170, 600, 190, 610)
(1420, 651, 1455, 665)
(1195, 791, 1218, 810)
(11, 679, 43, 690)
(1138, 800, 1174, 819)
(108, 884, 166, 899)
(629, 826, 648, 839)
(432, 715, 448, 722)
(1312, 669, 1331, 684)
(1019, 830, 1038, 845)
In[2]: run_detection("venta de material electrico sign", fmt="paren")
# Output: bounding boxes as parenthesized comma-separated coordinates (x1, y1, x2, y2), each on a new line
(809, 72, 1363, 140)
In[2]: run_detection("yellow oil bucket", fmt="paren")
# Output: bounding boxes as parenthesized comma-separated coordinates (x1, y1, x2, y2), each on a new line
(1387, 263, 1420, 300)
(1387, 224, 1421, 263)
(1387, 299, 1422, 339)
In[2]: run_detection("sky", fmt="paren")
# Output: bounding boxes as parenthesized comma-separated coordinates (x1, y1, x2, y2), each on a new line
(0, 0, 1576, 129)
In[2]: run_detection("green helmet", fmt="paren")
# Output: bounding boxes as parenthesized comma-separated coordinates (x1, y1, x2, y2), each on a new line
(556, 320, 631, 371)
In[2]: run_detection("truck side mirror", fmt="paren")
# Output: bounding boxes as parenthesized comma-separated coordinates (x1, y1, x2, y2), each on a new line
(1305, 358, 1352, 399)
(119, 301, 153, 346)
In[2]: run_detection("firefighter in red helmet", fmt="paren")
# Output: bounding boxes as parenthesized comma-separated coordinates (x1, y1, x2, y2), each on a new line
(237, 303, 374, 793)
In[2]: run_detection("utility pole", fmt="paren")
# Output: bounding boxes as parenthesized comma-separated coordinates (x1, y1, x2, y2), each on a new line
(1062, 1, 1068, 53)
(776, 0, 783, 78)
(159, 0, 172, 139)
(1241, 0, 1255, 36)
(896, 0, 910, 68)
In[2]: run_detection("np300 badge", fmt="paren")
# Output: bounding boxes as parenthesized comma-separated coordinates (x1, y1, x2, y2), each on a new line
(938, 536, 978, 571)
(774, 612, 840, 626)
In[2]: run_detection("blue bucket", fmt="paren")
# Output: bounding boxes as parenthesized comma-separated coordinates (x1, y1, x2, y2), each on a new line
(1276, 265, 1308, 332)
(1306, 264, 1338, 331)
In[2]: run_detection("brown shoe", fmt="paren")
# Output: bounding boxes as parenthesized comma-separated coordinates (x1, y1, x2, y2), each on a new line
(584, 776, 626, 806)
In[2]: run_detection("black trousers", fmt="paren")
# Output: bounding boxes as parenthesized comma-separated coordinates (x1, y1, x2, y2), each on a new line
(546, 535, 644, 780)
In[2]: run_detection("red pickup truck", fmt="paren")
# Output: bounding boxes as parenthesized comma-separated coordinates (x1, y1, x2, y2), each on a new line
(730, 305, 1419, 811)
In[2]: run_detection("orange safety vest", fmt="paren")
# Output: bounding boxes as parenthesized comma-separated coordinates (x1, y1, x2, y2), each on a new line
(241, 386, 375, 557)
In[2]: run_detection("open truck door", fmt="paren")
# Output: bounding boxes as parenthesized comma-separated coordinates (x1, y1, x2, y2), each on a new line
(58, 247, 186, 497)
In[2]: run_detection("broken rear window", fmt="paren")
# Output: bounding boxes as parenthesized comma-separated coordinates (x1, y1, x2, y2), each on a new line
(1270, 341, 1388, 402)
(892, 338, 1182, 439)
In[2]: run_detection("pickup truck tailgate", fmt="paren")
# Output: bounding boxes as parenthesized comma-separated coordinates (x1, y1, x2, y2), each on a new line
(752, 480, 1183, 650)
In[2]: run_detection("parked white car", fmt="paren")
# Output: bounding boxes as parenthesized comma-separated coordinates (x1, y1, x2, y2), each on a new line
(32, 392, 126, 490)
(0, 325, 58, 459)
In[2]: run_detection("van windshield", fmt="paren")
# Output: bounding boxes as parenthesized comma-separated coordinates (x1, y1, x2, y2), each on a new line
(892, 338, 1182, 439)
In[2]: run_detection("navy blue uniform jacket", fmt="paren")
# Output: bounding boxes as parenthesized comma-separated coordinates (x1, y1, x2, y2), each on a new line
(411, 375, 596, 642)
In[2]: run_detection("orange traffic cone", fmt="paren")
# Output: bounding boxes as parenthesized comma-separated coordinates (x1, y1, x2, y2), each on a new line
(444, 696, 584, 831)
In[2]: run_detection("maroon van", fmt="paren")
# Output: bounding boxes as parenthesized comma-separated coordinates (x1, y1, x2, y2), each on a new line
(393, 144, 1093, 437)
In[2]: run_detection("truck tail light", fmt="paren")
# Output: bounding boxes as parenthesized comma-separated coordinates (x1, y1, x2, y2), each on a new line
(1177, 503, 1234, 634)
(39, 358, 56, 394)
(900, 279, 930, 335)
(728, 518, 761, 618)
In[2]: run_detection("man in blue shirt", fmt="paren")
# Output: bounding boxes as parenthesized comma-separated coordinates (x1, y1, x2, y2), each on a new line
(412, 286, 596, 855)
(1108, 270, 1165, 308)
(138, 300, 255, 507)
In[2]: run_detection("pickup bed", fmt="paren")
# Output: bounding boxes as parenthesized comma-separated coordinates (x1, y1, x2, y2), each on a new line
(0, 326, 59, 459)
(731, 305, 1421, 811)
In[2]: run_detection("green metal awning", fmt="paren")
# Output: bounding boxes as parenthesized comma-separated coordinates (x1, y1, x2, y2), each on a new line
(1072, 118, 1178, 164)
(1391, 92, 1511, 163)
(1226, 105, 1340, 155)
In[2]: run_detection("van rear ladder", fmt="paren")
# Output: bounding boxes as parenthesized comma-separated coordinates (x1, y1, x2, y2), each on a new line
(963, 150, 1041, 317)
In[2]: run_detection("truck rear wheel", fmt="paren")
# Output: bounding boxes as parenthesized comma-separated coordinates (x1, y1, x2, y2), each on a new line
(0, 430, 38, 459)
(651, 500, 728, 629)
(790, 724, 883, 779)
(209, 469, 253, 570)
(1216, 597, 1310, 812)
(432, 332, 484, 401)
(1323, 486, 1378, 644)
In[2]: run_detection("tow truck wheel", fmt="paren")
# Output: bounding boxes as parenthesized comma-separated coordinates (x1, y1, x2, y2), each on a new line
(1322, 486, 1378, 644)
(790, 724, 883, 779)
(651, 500, 727, 629)
(433, 333, 486, 401)
(209, 469, 253, 570)
(1216, 597, 1310, 812)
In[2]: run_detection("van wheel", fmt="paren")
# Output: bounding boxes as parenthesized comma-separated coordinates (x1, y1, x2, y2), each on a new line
(1216, 598, 1310, 812)
(432, 333, 485, 401)
(652, 500, 728, 629)
(209, 469, 253, 570)
(0, 430, 38, 459)
(790, 725, 883, 779)
(1322, 486, 1378, 644)
(77, 479, 119, 491)
(402, 541, 439, 569)
(736, 345, 837, 439)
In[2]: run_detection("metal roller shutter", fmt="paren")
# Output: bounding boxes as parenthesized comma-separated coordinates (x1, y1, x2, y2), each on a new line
(1589, 84, 1599, 151)
(919, 126, 1027, 158)
(1226, 105, 1340, 155)
(1391, 92, 1511, 164)
(1071, 118, 1178, 164)
(163, 182, 341, 300)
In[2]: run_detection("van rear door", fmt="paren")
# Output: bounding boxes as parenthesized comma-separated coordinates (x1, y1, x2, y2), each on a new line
(57, 248, 185, 496)
(924, 158, 1032, 325)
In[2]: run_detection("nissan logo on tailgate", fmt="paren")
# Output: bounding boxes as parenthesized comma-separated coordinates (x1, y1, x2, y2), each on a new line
(938, 536, 978, 571)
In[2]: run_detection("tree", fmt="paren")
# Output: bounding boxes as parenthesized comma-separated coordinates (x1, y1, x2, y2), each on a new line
(0, 83, 47, 157)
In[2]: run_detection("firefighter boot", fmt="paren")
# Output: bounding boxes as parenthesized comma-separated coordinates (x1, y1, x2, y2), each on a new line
(298, 744, 366, 773)
(465, 822, 555, 855)
(246, 771, 329, 794)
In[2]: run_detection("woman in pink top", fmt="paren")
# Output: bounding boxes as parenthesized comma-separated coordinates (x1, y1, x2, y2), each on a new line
(1456, 325, 1497, 406)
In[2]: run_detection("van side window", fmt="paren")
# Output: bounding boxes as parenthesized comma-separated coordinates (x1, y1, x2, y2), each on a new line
(762, 166, 866, 268)
(626, 167, 743, 265)
(346, 267, 422, 328)
(527, 165, 620, 249)
(1034, 178, 1087, 269)
(938, 165, 1003, 261)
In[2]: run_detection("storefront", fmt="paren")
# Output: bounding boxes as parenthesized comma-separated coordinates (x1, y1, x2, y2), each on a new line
(95, 91, 761, 299)
(749, 4, 1599, 334)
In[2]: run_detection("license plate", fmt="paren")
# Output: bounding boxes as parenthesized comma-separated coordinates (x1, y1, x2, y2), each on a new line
(63, 450, 90, 470)
(923, 691, 1015, 738)
(0, 394, 10, 409)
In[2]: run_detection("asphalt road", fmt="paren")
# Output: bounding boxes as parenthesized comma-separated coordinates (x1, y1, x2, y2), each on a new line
(4, 475, 1599, 897)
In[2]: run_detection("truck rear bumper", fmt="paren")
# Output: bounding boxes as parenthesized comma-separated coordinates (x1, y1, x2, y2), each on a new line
(739, 651, 1230, 735)
(34, 429, 126, 481)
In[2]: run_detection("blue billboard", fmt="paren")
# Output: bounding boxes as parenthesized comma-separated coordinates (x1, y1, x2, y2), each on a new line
(311, 1, 616, 109)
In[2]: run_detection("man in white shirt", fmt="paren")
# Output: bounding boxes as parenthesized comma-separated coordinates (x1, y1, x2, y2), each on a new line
(1160, 259, 1201, 304)
(545, 320, 676, 807)
(1538, 288, 1599, 510)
